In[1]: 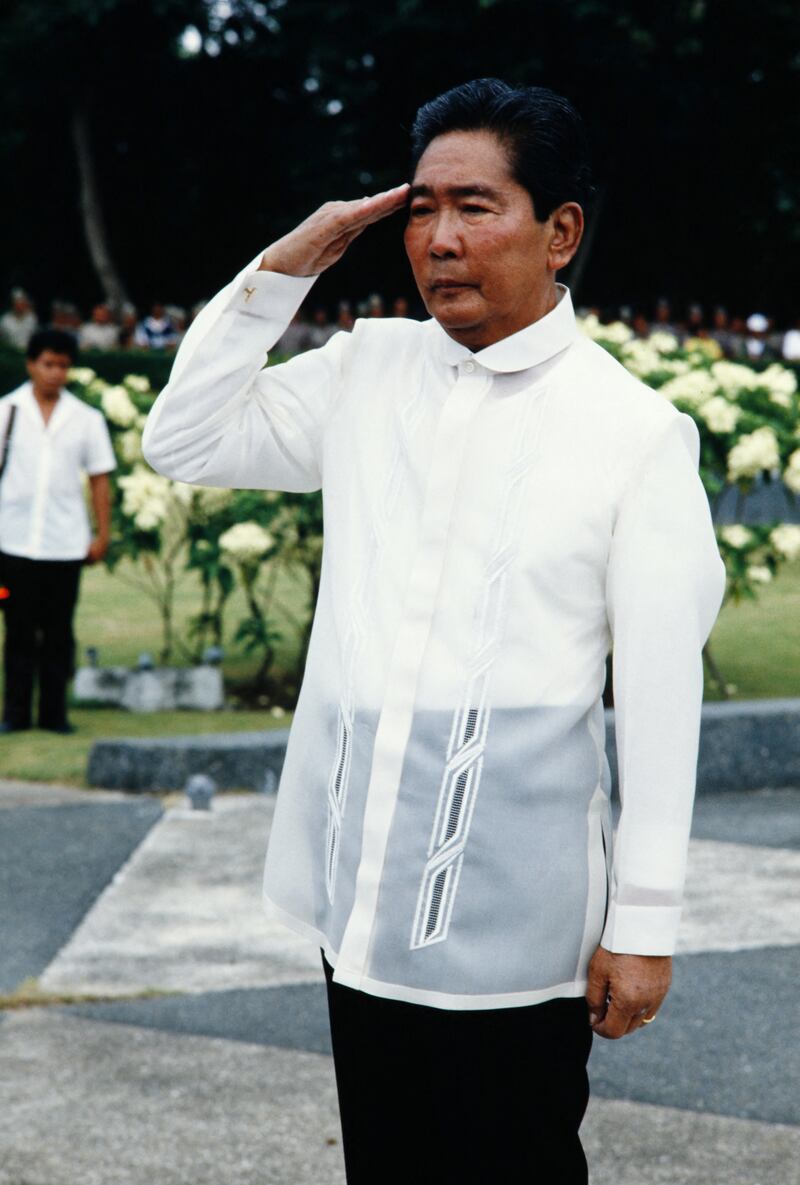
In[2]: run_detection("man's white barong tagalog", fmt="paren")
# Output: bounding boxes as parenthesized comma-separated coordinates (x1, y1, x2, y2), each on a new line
(142, 250, 726, 1010)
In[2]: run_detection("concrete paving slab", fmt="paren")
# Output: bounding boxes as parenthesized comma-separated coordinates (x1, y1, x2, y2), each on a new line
(65, 944, 800, 1127)
(0, 800, 163, 993)
(0, 1009, 345, 1185)
(39, 794, 800, 1001)
(678, 839, 800, 953)
(0, 780, 128, 808)
(0, 1009, 798, 1185)
(582, 1098, 800, 1185)
(40, 797, 321, 997)
(590, 945, 800, 1126)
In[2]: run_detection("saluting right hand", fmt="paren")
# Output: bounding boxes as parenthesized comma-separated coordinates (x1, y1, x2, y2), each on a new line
(258, 183, 410, 278)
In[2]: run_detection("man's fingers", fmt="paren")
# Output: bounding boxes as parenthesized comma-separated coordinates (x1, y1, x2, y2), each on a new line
(325, 184, 410, 232)
(592, 997, 637, 1040)
(593, 996, 662, 1039)
(585, 970, 609, 1027)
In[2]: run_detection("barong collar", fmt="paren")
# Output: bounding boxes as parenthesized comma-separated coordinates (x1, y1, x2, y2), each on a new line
(431, 282, 578, 374)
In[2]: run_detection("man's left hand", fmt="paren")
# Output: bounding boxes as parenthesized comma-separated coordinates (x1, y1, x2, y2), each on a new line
(85, 536, 109, 564)
(585, 946, 672, 1039)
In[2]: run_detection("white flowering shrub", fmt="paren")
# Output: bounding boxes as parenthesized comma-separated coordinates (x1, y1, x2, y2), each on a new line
(577, 320, 800, 631)
(68, 333, 800, 696)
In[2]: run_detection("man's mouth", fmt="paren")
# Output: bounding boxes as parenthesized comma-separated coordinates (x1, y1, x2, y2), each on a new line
(430, 279, 477, 292)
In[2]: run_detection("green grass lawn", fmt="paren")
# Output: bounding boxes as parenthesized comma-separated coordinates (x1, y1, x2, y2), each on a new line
(72, 558, 309, 682)
(703, 559, 800, 700)
(0, 707, 290, 786)
(0, 558, 798, 787)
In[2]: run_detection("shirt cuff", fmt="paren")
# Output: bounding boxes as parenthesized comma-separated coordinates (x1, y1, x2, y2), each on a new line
(600, 900, 683, 956)
(223, 268, 317, 322)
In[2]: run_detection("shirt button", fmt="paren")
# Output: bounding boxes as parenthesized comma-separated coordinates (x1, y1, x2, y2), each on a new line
(464, 360, 475, 373)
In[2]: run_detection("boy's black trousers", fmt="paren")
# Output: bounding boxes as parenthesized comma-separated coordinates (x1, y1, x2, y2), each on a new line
(1, 552, 83, 729)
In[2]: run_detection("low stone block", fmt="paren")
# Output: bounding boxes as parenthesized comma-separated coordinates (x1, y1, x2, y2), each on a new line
(87, 729, 290, 792)
(604, 697, 800, 796)
(88, 700, 800, 795)
(74, 665, 224, 712)
(73, 666, 130, 705)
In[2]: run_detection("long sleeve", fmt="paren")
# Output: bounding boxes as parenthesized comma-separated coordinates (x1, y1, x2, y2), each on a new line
(601, 411, 726, 955)
(141, 250, 350, 492)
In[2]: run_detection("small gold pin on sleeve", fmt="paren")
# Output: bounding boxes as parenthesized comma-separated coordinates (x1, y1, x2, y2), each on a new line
(243, 286, 256, 302)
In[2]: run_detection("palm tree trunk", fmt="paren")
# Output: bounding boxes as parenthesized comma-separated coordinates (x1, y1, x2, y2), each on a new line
(70, 104, 130, 311)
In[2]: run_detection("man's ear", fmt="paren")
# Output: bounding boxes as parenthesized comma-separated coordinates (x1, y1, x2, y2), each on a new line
(548, 202, 584, 272)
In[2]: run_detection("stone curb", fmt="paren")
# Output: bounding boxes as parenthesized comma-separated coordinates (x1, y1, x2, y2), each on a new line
(87, 729, 290, 793)
(87, 698, 800, 794)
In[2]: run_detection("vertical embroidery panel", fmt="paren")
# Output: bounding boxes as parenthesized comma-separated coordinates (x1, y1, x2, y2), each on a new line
(410, 385, 549, 949)
(325, 378, 428, 903)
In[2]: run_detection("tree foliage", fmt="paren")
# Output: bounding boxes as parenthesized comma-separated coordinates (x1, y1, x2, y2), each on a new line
(1, 0, 798, 318)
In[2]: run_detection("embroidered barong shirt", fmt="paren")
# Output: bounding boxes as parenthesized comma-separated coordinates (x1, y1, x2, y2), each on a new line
(142, 251, 726, 1011)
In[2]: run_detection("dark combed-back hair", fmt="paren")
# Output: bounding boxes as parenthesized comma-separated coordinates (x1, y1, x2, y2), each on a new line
(26, 328, 78, 362)
(410, 78, 595, 222)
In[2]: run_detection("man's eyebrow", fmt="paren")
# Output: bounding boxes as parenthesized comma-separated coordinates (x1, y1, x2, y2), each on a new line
(408, 183, 503, 201)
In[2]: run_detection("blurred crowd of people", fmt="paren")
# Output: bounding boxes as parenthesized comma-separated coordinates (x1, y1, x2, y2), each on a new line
(2, 285, 799, 364)
(586, 297, 800, 363)
(0, 288, 195, 354)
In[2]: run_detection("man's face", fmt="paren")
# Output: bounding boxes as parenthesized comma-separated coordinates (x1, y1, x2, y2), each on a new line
(26, 349, 72, 396)
(404, 129, 566, 349)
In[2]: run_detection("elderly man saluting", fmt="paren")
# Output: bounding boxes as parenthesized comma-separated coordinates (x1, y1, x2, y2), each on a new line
(143, 78, 725, 1185)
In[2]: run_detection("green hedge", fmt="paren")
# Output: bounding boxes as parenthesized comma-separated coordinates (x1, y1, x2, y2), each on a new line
(3, 342, 797, 402)
(0, 346, 176, 395)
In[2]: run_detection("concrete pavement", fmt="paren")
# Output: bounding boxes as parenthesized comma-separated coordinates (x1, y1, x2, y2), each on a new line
(1, 778, 798, 1184)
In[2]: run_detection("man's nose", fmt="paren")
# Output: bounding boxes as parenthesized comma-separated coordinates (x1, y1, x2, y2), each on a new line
(428, 213, 462, 259)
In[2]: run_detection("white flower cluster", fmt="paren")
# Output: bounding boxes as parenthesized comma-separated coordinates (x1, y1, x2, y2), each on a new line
(618, 339, 664, 379)
(196, 485, 235, 516)
(118, 465, 173, 530)
(597, 321, 635, 346)
(117, 428, 143, 465)
(577, 315, 641, 348)
(219, 521, 274, 564)
(123, 374, 152, 394)
(747, 565, 772, 584)
(758, 364, 797, 408)
(171, 483, 235, 521)
(101, 384, 139, 428)
(699, 395, 740, 434)
(719, 524, 754, 549)
(726, 426, 781, 482)
(709, 361, 763, 395)
(647, 330, 680, 354)
(783, 449, 800, 494)
(659, 368, 718, 407)
(769, 523, 800, 561)
(68, 367, 97, 386)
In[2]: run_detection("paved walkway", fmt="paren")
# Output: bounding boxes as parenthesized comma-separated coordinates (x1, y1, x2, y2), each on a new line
(1, 778, 798, 1184)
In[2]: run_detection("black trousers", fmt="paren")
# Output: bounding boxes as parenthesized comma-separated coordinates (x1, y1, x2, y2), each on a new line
(323, 953, 593, 1185)
(1, 552, 83, 729)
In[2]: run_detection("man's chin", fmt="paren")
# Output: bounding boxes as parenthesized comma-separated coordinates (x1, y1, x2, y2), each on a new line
(426, 291, 484, 331)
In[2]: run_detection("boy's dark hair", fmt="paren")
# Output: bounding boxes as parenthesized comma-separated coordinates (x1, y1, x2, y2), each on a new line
(26, 328, 78, 362)
(410, 78, 595, 222)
